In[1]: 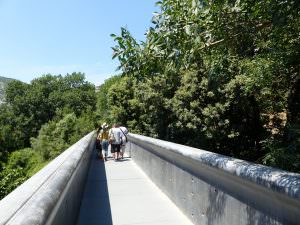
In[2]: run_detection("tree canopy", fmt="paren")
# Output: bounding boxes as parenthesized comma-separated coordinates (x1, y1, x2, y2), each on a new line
(0, 72, 96, 154)
(0, 73, 97, 199)
(97, 0, 300, 172)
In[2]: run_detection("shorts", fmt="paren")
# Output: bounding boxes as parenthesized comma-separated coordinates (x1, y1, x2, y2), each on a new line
(111, 144, 121, 153)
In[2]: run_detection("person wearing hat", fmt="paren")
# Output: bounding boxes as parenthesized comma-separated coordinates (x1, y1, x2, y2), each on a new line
(98, 122, 109, 161)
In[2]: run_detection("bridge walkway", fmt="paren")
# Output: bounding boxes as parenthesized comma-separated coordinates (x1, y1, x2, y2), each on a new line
(76, 149, 193, 225)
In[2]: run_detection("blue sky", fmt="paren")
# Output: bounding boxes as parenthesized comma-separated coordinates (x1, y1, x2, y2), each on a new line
(0, 0, 157, 85)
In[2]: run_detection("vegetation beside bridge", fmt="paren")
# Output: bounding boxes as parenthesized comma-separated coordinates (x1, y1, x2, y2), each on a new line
(0, 73, 96, 199)
(97, 0, 300, 172)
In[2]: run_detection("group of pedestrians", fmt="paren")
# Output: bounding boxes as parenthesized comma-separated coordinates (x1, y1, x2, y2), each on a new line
(96, 123, 128, 161)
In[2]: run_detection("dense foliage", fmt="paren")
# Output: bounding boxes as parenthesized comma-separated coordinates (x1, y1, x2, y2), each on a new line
(97, 0, 300, 172)
(0, 73, 96, 199)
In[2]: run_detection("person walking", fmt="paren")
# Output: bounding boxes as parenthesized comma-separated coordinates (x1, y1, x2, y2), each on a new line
(109, 124, 122, 160)
(99, 122, 109, 161)
(119, 126, 128, 159)
(96, 127, 103, 159)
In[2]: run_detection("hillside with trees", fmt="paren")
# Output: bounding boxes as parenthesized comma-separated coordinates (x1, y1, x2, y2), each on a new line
(0, 73, 97, 199)
(96, 0, 300, 172)
(0, 76, 14, 104)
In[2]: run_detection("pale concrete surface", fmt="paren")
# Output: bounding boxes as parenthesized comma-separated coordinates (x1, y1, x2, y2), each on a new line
(128, 134, 300, 225)
(77, 150, 193, 225)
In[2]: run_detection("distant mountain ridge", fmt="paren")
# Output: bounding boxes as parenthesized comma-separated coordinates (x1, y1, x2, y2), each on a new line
(0, 76, 15, 103)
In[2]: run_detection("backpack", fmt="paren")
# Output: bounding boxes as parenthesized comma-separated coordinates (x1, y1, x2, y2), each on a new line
(119, 128, 128, 143)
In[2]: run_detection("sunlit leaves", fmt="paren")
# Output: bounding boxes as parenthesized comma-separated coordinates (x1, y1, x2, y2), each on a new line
(107, 0, 300, 171)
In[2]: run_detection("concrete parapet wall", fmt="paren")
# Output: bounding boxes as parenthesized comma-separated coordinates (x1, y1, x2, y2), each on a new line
(127, 133, 300, 225)
(0, 131, 95, 225)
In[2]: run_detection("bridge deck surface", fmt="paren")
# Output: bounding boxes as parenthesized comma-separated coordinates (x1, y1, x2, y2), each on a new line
(77, 150, 193, 225)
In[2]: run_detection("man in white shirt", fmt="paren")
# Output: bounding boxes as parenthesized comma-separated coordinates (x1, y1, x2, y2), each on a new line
(109, 124, 122, 160)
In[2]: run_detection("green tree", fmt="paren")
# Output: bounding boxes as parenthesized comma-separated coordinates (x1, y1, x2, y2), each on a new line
(1, 73, 96, 151)
(107, 0, 300, 171)
(96, 75, 122, 123)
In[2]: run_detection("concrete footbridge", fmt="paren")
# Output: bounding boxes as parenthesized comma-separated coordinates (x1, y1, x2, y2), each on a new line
(0, 132, 299, 225)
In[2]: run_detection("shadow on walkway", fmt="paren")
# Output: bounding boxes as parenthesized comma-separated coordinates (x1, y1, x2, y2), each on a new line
(76, 149, 113, 225)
